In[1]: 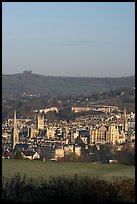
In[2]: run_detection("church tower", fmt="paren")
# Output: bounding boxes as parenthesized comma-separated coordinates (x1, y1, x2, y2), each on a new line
(37, 111, 44, 130)
(12, 110, 19, 149)
(124, 108, 128, 132)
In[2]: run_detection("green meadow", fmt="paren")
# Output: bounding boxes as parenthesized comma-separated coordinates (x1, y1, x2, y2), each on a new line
(2, 159, 135, 181)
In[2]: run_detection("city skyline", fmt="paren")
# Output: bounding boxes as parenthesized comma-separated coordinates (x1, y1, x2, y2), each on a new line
(2, 2, 135, 77)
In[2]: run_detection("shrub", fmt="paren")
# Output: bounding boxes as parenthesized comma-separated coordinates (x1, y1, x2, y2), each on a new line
(2, 174, 135, 202)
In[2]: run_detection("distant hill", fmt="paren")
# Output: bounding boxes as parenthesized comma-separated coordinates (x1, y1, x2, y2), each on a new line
(2, 72, 135, 97)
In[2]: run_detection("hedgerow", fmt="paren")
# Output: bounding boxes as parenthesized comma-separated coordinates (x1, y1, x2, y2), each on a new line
(2, 173, 135, 202)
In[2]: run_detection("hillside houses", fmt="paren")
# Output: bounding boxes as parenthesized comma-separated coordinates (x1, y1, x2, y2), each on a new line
(2, 105, 135, 162)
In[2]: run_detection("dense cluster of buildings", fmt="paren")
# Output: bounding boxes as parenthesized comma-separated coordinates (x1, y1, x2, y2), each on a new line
(2, 105, 135, 161)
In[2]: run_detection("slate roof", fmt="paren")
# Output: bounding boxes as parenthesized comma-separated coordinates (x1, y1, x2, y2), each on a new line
(14, 143, 29, 151)
(21, 150, 36, 156)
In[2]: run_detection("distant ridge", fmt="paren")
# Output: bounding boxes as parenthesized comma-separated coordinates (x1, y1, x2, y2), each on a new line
(2, 72, 135, 97)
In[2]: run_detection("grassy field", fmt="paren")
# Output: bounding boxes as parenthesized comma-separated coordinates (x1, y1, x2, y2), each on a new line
(2, 159, 135, 181)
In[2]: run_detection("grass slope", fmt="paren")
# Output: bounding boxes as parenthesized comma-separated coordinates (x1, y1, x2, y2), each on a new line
(2, 73, 135, 97)
(2, 159, 135, 180)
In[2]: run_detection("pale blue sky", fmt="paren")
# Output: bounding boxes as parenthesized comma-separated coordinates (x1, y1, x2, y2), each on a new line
(2, 2, 135, 77)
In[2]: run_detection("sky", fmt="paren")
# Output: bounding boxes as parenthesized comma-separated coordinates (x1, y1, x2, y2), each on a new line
(2, 2, 135, 77)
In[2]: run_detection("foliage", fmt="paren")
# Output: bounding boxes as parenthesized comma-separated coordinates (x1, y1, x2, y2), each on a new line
(2, 174, 135, 202)
(14, 152, 24, 160)
(89, 144, 114, 163)
(115, 149, 135, 165)
(60, 152, 80, 162)
(122, 97, 135, 103)
(58, 107, 75, 122)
